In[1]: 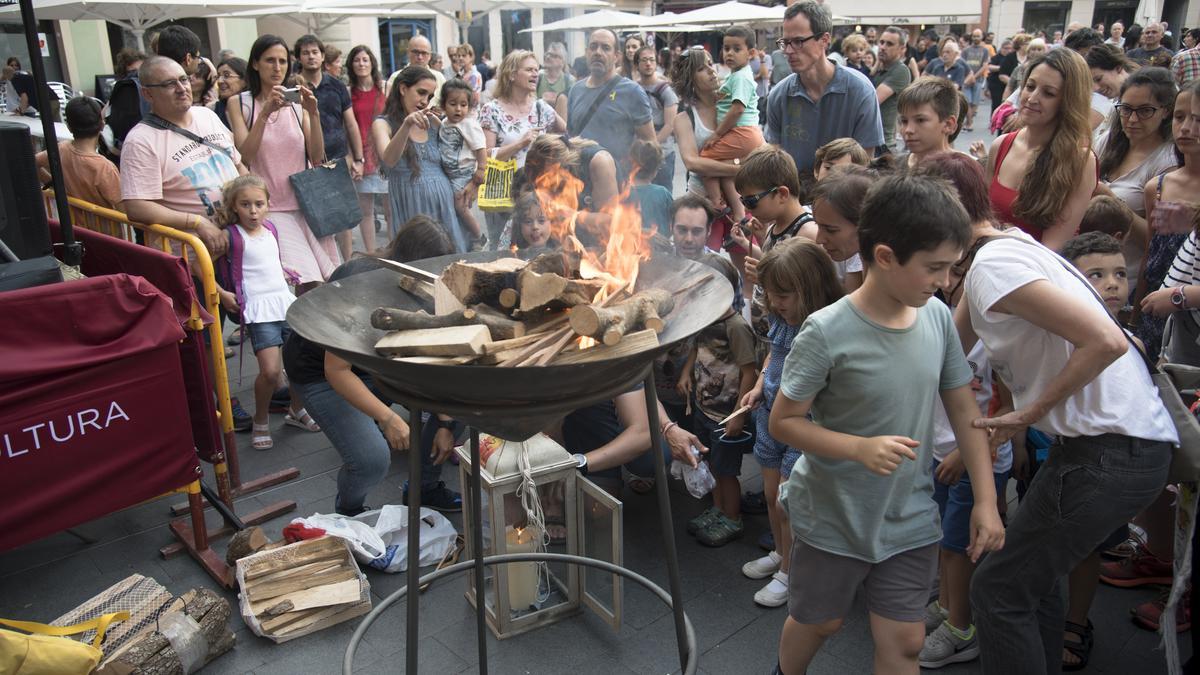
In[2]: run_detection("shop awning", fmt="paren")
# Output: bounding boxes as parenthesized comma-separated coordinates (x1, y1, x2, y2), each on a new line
(825, 0, 983, 25)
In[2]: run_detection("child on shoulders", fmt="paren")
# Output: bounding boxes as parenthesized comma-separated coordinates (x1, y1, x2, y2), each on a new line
(700, 26, 766, 223)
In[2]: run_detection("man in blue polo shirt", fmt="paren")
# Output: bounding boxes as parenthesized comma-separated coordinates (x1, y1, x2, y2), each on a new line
(765, 1, 883, 174)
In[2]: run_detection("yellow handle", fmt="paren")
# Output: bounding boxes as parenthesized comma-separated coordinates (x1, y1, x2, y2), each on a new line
(0, 612, 130, 649)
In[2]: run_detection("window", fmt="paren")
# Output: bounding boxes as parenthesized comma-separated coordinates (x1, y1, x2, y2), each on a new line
(1021, 1, 1071, 39)
(378, 19, 434, 75)
(501, 10, 532, 54)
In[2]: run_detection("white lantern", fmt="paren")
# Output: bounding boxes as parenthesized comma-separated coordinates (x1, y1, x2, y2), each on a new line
(456, 433, 623, 639)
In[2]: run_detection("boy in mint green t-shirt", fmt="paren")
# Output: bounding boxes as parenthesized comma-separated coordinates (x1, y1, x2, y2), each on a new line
(768, 174, 1006, 675)
(700, 26, 765, 223)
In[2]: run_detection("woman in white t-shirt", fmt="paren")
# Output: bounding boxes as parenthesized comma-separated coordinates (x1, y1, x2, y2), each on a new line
(953, 154, 1177, 672)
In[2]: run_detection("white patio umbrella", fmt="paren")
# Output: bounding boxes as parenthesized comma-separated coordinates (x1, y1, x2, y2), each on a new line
(825, 0, 982, 25)
(0, 0, 284, 47)
(316, 0, 611, 43)
(224, 2, 438, 33)
(643, 1, 784, 28)
(520, 9, 709, 33)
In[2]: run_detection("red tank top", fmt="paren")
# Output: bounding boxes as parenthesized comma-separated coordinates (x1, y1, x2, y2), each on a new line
(989, 132, 1043, 241)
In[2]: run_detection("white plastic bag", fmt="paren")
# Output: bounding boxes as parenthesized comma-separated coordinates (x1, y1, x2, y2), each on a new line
(670, 446, 716, 499)
(292, 505, 458, 573)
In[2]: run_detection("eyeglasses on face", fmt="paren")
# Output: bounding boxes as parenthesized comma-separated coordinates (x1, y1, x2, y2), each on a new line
(216, 72, 242, 80)
(409, 49, 431, 57)
(740, 186, 779, 209)
(1115, 103, 1161, 120)
(776, 34, 822, 51)
(143, 76, 191, 90)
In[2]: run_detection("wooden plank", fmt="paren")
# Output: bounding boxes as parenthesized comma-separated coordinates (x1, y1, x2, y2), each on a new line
(374, 325, 491, 357)
(370, 257, 439, 283)
(252, 579, 362, 616)
(245, 559, 342, 584)
(393, 355, 481, 365)
(433, 278, 466, 316)
(245, 568, 358, 603)
(552, 329, 659, 365)
(480, 333, 547, 354)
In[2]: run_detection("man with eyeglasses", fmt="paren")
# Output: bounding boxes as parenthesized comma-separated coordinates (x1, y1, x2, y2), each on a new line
(120, 56, 246, 259)
(764, 1, 883, 174)
(566, 28, 655, 178)
(386, 35, 445, 96)
(1129, 22, 1176, 68)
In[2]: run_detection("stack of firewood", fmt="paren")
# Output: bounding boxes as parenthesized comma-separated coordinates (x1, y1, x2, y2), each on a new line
(236, 536, 370, 643)
(371, 251, 688, 367)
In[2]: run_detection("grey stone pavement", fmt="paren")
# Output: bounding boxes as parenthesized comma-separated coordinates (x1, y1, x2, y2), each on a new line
(0, 112, 1185, 674)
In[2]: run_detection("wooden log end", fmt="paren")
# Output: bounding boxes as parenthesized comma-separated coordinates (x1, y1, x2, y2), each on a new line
(498, 288, 519, 309)
(601, 329, 623, 346)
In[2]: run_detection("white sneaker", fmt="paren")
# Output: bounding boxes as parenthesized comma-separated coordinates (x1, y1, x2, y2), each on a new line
(753, 571, 789, 607)
(919, 622, 980, 669)
(924, 600, 950, 634)
(742, 550, 782, 580)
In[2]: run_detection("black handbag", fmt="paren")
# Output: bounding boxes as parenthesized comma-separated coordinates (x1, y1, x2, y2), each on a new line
(251, 96, 363, 239)
(289, 155, 363, 238)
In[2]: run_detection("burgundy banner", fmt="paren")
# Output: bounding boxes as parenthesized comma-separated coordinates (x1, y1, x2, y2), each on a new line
(0, 275, 200, 551)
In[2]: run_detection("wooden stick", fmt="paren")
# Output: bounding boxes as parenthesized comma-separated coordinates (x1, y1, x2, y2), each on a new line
(371, 306, 525, 340)
(371, 258, 439, 283)
(717, 404, 753, 426)
(671, 275, 709, 297)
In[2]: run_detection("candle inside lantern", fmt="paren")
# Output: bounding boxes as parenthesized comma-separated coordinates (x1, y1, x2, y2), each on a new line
(504, 526, 541, 610)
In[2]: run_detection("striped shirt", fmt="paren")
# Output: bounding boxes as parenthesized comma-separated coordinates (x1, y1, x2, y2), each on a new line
(1164, 231, 1200, 289)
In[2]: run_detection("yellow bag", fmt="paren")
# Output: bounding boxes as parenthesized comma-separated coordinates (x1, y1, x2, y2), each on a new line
(0, 612, 128, 675)
(477, 156, 517, 213)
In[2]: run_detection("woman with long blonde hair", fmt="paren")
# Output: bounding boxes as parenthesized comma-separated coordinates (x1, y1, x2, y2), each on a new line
(988, 48, 1097, 250)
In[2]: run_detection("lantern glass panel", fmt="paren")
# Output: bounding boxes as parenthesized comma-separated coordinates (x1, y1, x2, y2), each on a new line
(578, 476, 623, 629)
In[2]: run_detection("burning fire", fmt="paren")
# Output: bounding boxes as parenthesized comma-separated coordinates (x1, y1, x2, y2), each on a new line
(533, 163, 653, 350)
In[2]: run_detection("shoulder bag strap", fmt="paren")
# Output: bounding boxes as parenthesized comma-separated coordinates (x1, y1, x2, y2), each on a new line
(982, 235, 1157, 374)
(570, 75, 622, 136)
(141, 113, 233, 159)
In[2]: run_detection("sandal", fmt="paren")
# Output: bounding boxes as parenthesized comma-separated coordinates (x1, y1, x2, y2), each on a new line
(252, 422, 273, 450)
(284, 407, 321, 432)
(1062, 619, 1094, 672)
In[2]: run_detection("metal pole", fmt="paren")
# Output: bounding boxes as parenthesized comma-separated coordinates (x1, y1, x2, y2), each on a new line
(405, 407, 423, 675)
(18, 0, 80, 266)
(469, 428, 488, 674)
(641, 373, 690, 670)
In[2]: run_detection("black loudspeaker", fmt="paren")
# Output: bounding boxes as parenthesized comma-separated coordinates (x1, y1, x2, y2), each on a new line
(0, 256, 62, 291)
(0, 121, 51, 261)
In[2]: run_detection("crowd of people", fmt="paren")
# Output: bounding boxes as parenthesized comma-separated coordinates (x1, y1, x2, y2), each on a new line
(12, 3, 1200, 673)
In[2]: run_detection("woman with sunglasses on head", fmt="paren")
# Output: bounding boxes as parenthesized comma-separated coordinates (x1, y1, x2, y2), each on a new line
(988, 48, 1098, 251)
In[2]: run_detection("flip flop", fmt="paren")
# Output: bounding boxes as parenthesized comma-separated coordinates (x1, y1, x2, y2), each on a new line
(284, 407, 321, 432)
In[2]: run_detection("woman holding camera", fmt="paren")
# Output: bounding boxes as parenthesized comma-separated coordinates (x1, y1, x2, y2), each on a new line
(228, 34, 339, 288)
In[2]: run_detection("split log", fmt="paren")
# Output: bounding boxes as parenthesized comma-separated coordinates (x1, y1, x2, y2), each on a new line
(105, 588, 234, 675)
(515, 267, 605, 313)
(440, 258, 525, 307)
(245, 568, 359, 603)
(225, 526, 270, 566)
(374, 325, 491, 357)
(371, 306, 524, 340)
(398, 275, 434, 308)
(553, 329, 659, 365)
(569, 289, 674, 346)
(252, 579, 361, 616)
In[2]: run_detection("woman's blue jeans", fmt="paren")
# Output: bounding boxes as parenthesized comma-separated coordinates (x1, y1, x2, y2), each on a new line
(294, 376, 446, 515)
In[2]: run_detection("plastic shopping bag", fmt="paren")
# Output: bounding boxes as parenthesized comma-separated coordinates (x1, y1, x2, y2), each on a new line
(670, 446, 716, 499)
(292, 505, 458, 573)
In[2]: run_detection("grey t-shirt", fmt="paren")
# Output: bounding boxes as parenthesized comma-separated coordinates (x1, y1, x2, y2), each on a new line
(765, 65, 884, 173)
(871, 59, 912, 153)
(640, 78, 679, 153)
(962, 45, 990, 80)
(567, 75, 653, 170)
(778, 297, 973, 562)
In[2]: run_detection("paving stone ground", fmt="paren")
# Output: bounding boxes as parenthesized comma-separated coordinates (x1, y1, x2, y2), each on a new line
(0, 115, 1185, 674)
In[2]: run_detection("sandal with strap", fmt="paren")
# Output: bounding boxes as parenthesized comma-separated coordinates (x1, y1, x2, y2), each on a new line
(284, 407, 321, 432)
(1062, 619, 1094, 672)
(252, 422, 273, 450)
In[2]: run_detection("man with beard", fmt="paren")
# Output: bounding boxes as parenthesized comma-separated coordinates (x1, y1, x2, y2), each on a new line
(566, 28, 655, 176)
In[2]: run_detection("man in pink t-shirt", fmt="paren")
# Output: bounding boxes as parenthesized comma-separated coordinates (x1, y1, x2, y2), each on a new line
(121, 56, 246, 258)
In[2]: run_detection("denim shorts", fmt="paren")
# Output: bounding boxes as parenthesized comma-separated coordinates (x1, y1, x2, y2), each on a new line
(693, 409, 753, 477)
(964, 81, 984, 105)
(247, 320, 292, 353)
(754, 404, 800, 475)
(931, 459, 1011, 555)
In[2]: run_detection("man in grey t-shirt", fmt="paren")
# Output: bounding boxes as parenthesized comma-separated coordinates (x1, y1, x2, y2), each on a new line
(566, 28, 654, 176)
(765, 2, 883, 174)
(871, 26, 913, 153)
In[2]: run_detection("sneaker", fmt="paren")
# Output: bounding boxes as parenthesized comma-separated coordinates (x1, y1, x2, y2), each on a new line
(697, 513, 744, 547)
(687, 506, 721, 535)
(753, 571, 789, 607)
(742, 550, 782, 580)
(757, 530, 775, 552)
(403, 480, 462, 513)
(1099, 550, 1173, 587)
(230, 397, 252, 433)
(1132, 588, 1191, 632)
(919, 622, 980, 668)
(924, 600, 950, 634)
(741, 490, 768, 515)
